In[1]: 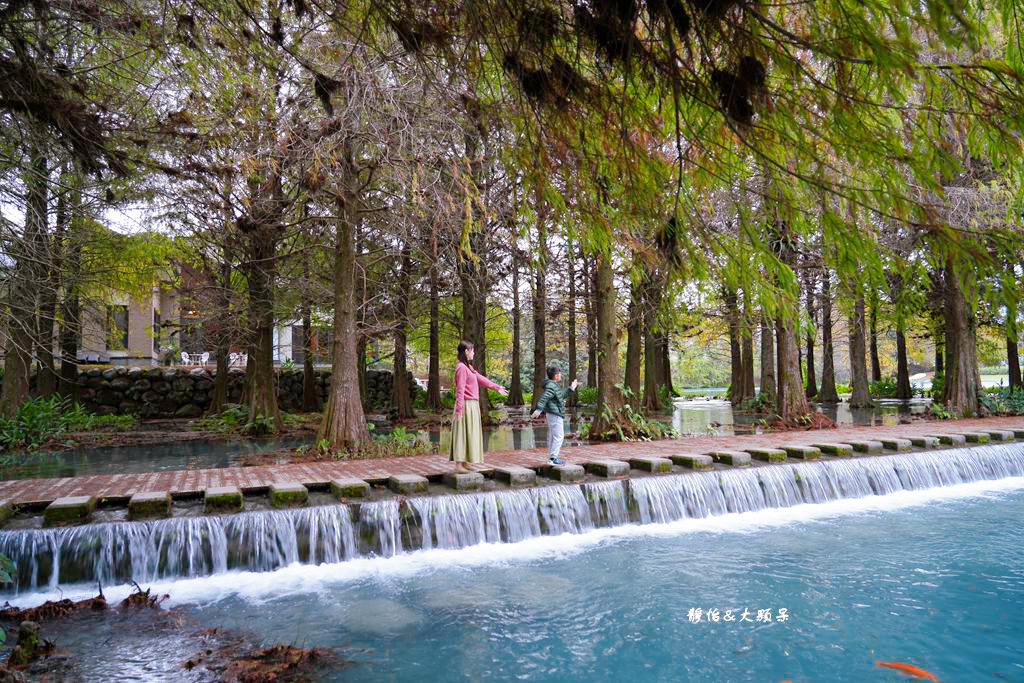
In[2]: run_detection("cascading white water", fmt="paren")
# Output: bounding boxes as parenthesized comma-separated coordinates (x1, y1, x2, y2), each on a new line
(1, 443, 1022, 593)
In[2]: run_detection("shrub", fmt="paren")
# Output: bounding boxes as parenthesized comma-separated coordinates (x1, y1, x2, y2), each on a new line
(929, 373, 945, 401)
(869, 377, 898, 399)
(575, 386, 597, 404)
(0, 396, 137, 451)
(980, 387, 1024, 416)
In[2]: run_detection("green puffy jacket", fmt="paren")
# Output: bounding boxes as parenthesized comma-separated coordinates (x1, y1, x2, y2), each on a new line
(534, 379, 570, 417)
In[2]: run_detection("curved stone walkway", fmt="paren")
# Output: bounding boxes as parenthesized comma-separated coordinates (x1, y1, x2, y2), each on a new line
(1, 416, 1022, 508)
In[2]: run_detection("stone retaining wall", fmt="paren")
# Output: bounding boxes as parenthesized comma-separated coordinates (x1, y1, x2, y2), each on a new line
(75, 367, 417, 418)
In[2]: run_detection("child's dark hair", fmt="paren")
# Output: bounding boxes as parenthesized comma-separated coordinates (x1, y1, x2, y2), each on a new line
(457, 340, 475, 367)
(546, 365, 560, 380)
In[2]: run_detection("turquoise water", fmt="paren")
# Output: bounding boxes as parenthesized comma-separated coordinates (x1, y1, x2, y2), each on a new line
(14, 477, 1023, 681)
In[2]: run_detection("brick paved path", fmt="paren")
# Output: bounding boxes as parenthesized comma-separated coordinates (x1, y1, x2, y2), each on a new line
(1, 416, 1022, 507)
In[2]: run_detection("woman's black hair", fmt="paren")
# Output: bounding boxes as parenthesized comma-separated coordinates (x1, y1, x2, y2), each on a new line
(457, 340, 475, 367)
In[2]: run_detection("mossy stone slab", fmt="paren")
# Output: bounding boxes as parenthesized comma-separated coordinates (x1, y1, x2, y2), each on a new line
(846, 440, 884, 455)
(628, 456, 673, 473)
(781, 445, 821, 460)
(543, 464, 586, 483)
(128, 491, 171, 520)
(584, 460, 630, 478)
(986, 430, 1014, 442)
(1012, 429, 1024, 440)
(880, 438, 912, 452)
(43, 496, 97, 527)
(0, 500, 13, 525)
(932, 434, 967, 447)
(960, 432, 990, 444)
(442, 471, 484, 491)
(330, 478, 370, 498)
(387, 474, 428, 494)
(269, 482, 308, 508)
(744, 448, 788, 462)
(707, 450, 752, 467)
(670, 453, 714, 469)
(204, 486, 244, 514)
(811, 443, 854, 457)
(908, 436, 939, 449)
(492, 466, 536, 486)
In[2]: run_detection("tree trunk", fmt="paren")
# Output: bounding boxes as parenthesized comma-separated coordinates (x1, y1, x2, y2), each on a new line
(895, 327, 913, 400)
(1008, 335, 1021, 392)
(246, 238, 281, 430)
(507, 255, 524, 406)
(391, 243, 414, 419)
(319, 190, 370, 448)
(624, 280, 643, 408)
(804, 271, 817, 398)
(942, 257, 981, 416)
(818, 271, 839, 402)
(870, 297, 882, 382)
(210, 253, 233, 414)
(427, 265, 443, 410)
(934, 323, 944, 375)
(759, 314, 776, 405)
(659, 333, 674, 399)
(642, 274, 663, 411)
(584, 253, 597, 387)
(773, 223, 811, 420)
(531, 189, 547, 402)
(458, 127, 490, 417)
(848, 291, 872, 408)
(58, 172, 82, 399)
(37, 165, 65, 399)
(725, 288, 742, 404)
(589, 249, 624, 436)
(1, 138, 47, 418)
(566, 230, 578, 406)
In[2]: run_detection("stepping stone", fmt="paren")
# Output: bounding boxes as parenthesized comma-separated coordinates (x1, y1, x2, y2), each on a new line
(442, 471, 484, 491)
(744, 447, 788, 462)
(128, 491, 171, 520)
(204, 486, 244, 514)
(932, 433, 967, 446)
(879, 438, 912, 452)
(780, 445, 821, 460)
(492, 466, 536, 487)
(0, 500, 12, 524)
(543, 463, 585, 483)
(811, 443, 854, 457)
(986, 430, 1014, 442)
(1012, 429, 1024, 440)
(908, 436, 939, 449)
(707, 450, 752, 467)
(387, 474, 428, 494)
(628, 456, 673, 473)
(43, 496, 97, 527)
(959, 432, 990, 444)
(330, 478, 371, 498)
(846, 440, 884, 455)
(670, 453, 714, 469)
(584, 460, 630, 478)
(269, 482, 308, 508)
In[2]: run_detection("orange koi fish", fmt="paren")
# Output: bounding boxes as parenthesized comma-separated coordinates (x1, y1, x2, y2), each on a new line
(875, 660, 940, 681)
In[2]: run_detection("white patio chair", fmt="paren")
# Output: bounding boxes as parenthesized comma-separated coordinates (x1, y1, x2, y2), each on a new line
(180, 351, 191, 366)
(200, 351, 210, 365)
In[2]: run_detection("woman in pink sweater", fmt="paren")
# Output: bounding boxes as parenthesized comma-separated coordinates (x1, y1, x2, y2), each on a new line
(451, 340, 508, 472)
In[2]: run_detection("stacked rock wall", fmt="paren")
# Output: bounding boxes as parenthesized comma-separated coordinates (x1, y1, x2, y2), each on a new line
(74, 366, 418, 417)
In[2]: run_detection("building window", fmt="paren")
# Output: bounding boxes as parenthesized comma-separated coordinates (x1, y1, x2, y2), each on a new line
(291, 325, 332, 364)
(107, 305, 129, 350)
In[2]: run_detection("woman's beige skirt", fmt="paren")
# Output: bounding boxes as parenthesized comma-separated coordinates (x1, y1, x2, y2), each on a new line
(450, 399, 484, 463)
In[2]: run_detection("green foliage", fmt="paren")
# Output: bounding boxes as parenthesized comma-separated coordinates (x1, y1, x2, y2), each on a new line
(980, 387, 1024, 416)
(928, 403, 953, 420)
(978, 366, 1011, 376)
(584, 390, 678, 442)
(197, 403, 248, 433)
(835, 383, 852, 395)
(929, 373, 946, 401)
(243, 415, 276, 435)
(281, 358, 297, 371)
(869, 377, 899, 399)
(0, 396, 136, 452)
(575, 386, 598, 405)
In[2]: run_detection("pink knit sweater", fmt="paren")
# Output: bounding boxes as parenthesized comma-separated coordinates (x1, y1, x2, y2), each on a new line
(453, 362, 502, 416)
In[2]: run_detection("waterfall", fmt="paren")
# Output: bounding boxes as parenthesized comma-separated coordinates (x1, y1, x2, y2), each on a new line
(1, 443, 1022, 592)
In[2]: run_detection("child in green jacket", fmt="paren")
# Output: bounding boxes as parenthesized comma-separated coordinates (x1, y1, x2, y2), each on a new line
(531, 366, 578, 464)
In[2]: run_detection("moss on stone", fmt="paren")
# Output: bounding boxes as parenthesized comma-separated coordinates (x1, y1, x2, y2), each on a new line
(745, 448, 787, 462)
(43, 496, 96, 527)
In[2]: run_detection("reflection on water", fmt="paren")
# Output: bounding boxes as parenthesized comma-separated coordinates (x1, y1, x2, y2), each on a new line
(671, 398, 932, 436)
(0, 399, 931, 480)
